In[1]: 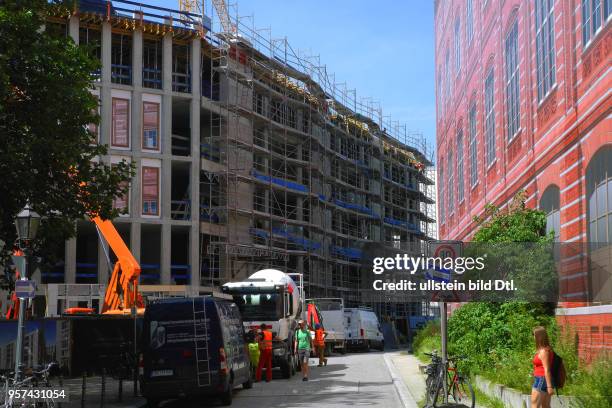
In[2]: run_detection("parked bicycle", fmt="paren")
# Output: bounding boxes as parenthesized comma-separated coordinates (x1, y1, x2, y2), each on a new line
(424, 351, 475, 408)
(1, 362, 61, 408)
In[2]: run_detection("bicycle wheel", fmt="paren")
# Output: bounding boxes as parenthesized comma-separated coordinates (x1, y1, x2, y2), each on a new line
(451, 376, 475, 408)
(429, 374, 448, 408)
(425, 375, 434, 406)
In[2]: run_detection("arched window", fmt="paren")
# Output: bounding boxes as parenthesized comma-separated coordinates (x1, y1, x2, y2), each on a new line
(540, 185, 560, 241)
(587, 145, 612, 243)
(586, 145, 611, 302)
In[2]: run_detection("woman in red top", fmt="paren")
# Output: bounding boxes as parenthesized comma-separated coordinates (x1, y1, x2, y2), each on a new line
(531, 326, 554, 408)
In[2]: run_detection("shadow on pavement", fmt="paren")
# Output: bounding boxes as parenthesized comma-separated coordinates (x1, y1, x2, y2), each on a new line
(156, 352, 400, 407)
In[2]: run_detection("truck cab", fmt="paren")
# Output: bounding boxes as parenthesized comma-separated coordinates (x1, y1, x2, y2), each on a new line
(222, 269, 302, 378)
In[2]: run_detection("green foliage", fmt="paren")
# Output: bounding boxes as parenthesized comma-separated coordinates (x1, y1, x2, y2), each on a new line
(412, 191, 610, 403)
(473, 387, 505, 408)
(565, 358, 612, 408)
(0, 1, 133, 268)
(412, 319, 440, 362)
(472, 191, 550, 243)
(446, 302, 556, 391)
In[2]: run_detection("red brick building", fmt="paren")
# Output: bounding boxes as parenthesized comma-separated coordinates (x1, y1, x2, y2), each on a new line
(434, 0, 611, 360)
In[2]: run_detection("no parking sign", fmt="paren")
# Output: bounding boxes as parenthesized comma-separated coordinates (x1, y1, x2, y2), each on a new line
(425, 241, 462, 282)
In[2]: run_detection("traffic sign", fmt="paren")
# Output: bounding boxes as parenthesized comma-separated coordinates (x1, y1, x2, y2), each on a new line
(432, 242, 461, 259)
(15, 279, 36, 299)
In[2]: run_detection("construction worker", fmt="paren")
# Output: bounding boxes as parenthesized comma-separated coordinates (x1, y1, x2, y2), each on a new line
(295, 320, 312, 381)
(256, 323, 273, 382)
(314, 323, 327, 367)
(246, 329, 260, 378)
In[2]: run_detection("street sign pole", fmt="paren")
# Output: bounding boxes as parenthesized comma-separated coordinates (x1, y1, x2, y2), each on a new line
(441, 301, 448, 404)
(12, 256, 36, 382)
(430, 241, 461, 406)
(14, 277, 27, 381)
(132, 302, 137, 396)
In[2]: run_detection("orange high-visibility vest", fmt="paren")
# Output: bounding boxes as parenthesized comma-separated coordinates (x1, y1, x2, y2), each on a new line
(261, 330, 273, 350)
(314, 328, 325, 346)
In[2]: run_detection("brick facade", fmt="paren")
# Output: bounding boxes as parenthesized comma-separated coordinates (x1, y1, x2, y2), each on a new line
(434, 0, 611, 360)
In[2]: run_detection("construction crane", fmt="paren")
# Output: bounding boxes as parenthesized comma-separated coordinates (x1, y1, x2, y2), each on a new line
(61, 216, 143, 315)
(179, 0, 235, 34)
(3, 215, 144, 318)
(91, 216, 144, 315)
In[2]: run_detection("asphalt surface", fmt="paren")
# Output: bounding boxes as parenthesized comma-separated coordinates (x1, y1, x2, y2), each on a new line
(156, 351, 407, 408)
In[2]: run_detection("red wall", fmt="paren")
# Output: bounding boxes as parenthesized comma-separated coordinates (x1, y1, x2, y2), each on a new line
(434, 0, 611, 361)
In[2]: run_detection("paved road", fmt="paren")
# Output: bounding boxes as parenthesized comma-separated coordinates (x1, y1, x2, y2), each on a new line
(158, 351, 407, 408)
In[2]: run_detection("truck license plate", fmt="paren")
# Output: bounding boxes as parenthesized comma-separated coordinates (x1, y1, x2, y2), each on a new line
(151, 369, 173, 377)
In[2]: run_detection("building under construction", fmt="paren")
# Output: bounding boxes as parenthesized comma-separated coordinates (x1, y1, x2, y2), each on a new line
(23, 1, 435, 318)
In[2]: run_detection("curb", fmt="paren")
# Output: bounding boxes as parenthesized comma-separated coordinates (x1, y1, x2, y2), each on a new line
(383, 353, 419, 408)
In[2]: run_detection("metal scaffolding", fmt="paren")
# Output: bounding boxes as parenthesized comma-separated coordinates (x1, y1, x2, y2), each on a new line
(197, 5, 436, 313)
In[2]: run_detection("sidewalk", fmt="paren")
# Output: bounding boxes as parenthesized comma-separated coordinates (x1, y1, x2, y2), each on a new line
(386, 351, 427, 404)
(385, 351, 483, 408)
(60, 376, 146, 408)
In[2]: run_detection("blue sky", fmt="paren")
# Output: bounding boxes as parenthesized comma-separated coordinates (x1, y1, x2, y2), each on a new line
(153, 0, 436, 151)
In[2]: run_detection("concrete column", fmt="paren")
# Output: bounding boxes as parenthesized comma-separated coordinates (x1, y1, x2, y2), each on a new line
(190, 38, 201, 288)
(64, 237, 77, 284)
(101, 22, 112, 85)
(296, 148, 303, 221)
(162, 34, 173, 93)
(130, 222, 141, 263)
(160, 224, 171, 285)
(132, 91, 142, 155)
(132, 30, 143, 88)
(99, 22, 112, 147)
(68, 15, 79, 44)
(131, 159, 141, 221)
(190, 228, 200, 288)
(191, 38, 201, 97)
(161, 33, 173, 158)
(99, 86, 112, 147)
(161, 160, 171, 219)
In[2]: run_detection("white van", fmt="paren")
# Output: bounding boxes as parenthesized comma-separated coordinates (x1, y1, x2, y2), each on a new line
(344, 307, 384, 351)
(307, 298, 347, 354)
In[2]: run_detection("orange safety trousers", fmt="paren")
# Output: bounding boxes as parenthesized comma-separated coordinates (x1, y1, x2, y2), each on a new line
(256, 348, 272, 382)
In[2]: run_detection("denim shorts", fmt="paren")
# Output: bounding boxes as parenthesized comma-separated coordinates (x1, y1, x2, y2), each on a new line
(533, 376, 548, 392)
(298, 349, 309, 363)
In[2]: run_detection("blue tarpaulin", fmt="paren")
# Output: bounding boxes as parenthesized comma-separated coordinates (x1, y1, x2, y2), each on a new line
(333, 199, 378, 217)
(251, 170, 308, 193)
(250, 228, 321, 251)
(384, 217, 419, 231)
(330, 246, 362, 260)
(384, 217, 406, 227)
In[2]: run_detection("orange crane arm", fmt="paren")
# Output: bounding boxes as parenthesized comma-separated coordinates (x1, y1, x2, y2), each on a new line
(92, 217, 143, 315)
(5, 249, 24, 320)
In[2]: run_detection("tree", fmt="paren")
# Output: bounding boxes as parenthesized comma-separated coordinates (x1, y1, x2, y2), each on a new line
(464, 191, 557, 304)
(0, 0, 133, 268)
(472, 191, 549, 243)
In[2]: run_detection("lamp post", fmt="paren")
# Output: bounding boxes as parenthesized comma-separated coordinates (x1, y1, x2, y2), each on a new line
(14, 204, 40, 381)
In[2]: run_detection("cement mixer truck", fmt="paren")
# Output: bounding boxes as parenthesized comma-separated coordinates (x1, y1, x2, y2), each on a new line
(221, 269, 304, 378)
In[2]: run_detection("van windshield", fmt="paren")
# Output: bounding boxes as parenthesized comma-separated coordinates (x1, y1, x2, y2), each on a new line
(233, 293, 282, 321)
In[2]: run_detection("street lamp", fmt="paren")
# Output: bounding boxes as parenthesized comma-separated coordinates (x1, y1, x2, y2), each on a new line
(15, 204, 40, 250)
(13, 203, 40, 381)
